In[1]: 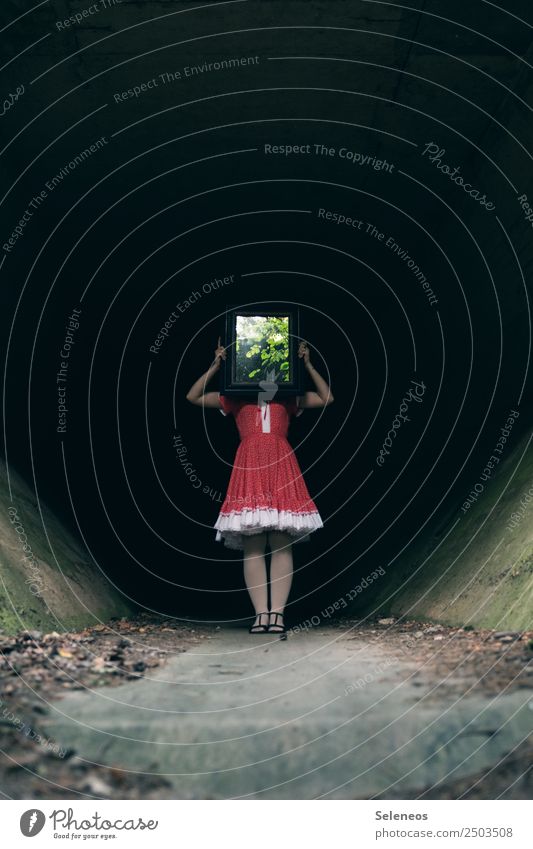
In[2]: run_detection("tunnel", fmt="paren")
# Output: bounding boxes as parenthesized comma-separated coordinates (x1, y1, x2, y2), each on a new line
(1, 0, 532, 635)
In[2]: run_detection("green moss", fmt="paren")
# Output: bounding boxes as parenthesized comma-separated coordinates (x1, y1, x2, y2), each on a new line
(353, 429, 533, 631)
(0, 458, 133, 635)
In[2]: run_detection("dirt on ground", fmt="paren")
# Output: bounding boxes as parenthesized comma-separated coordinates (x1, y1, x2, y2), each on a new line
(341, 616, 533, 800)
(0, 613, 531, 799)
(0, 613, 212, 799)
(341, 616, 533, 700)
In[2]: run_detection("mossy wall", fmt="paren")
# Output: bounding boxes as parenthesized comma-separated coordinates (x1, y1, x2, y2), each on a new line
(0, 458, 133, 634)
(354, 429, 533, 630)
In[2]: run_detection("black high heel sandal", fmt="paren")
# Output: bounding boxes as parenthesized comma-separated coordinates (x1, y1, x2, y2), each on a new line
(249, 612, 269, 634)
(267, 612, 286, 634)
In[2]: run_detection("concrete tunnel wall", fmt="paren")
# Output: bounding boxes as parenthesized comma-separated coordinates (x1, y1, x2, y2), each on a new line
(346, 35, 533, 631)
(0, 458, 133, 634)
(0, 1, 532, 632)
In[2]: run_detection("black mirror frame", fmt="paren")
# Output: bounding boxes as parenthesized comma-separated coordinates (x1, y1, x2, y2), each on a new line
(220, 303, 304, 398)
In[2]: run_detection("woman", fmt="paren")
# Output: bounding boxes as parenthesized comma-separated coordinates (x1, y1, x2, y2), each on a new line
(186, 338, 333, 635)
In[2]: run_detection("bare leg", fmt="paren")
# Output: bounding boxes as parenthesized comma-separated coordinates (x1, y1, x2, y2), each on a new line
(268, 531, 294, 630)
(243, 532, 268, 630)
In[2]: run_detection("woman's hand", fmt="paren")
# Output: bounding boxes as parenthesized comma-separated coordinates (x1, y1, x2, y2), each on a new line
(298, 340, 313, 371)
(213, 336, 227, 370)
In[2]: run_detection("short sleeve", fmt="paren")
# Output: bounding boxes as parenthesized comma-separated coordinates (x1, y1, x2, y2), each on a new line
(218, 394, 234, 417)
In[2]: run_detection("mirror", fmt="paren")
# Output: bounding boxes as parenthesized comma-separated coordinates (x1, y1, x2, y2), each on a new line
(234, 314, 291, 384)
(221, 303, 303, 397)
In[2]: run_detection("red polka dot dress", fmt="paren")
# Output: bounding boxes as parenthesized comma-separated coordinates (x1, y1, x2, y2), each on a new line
(214, 395, 323, 549)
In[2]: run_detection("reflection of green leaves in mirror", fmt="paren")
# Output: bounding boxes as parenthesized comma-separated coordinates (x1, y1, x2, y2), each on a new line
(235, 315, 290, 382)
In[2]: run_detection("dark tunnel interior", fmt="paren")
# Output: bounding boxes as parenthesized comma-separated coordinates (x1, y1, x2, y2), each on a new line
(1, 0, 532, 625)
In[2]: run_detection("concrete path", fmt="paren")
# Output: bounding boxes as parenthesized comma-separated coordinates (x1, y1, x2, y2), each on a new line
(42, 626, 533, 799)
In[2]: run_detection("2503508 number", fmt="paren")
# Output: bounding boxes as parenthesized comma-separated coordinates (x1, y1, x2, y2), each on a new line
(462, 827, 513, 837)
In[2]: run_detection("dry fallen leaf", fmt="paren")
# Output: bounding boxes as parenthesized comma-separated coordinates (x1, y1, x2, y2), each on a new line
(81, 774, 112, 796)
(58, 648, 73, 658)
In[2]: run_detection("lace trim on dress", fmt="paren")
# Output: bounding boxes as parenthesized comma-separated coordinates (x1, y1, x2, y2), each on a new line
(214, 507, 323, 549)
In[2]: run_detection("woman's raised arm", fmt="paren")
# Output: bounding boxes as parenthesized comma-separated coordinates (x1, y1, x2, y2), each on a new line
(185, 338, 226, 408)
(297, 341, 334, 408)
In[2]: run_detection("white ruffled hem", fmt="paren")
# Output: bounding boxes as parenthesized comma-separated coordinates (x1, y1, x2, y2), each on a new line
(214, 508, 323, 550)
